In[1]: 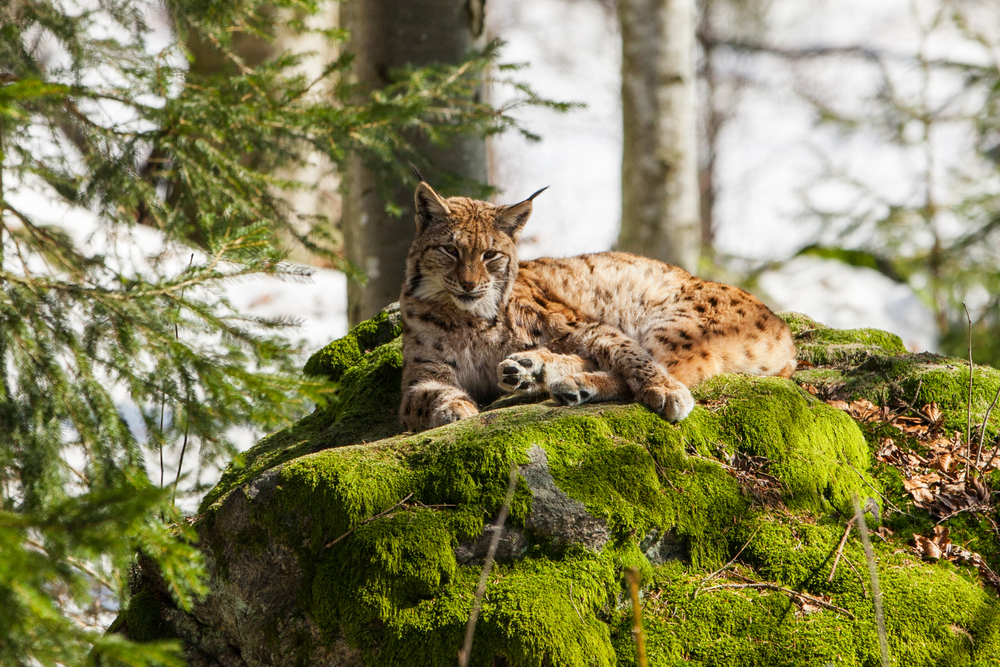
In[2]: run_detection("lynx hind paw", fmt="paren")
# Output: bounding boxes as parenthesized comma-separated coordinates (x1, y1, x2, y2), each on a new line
(548, 375, 596, 407)
(429, 399, 479, 428)
(637, 382, 695, 422)
(498, 353, 545, 394)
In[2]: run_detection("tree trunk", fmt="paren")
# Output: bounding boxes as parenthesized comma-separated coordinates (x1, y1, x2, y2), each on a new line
(341, 0, 488, 325)
(617, 0, 701, 273)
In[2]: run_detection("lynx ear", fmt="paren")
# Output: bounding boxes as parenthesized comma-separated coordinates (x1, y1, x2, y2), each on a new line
(414, 181, 451, 234)
(494, 186, 548, 239)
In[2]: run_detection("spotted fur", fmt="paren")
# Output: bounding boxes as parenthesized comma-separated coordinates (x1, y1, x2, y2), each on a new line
(399, 180, 796, 432)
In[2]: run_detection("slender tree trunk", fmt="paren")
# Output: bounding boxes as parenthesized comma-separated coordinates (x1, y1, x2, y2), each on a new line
(341, 0, 488, 325)
(617, 0, 701, 273)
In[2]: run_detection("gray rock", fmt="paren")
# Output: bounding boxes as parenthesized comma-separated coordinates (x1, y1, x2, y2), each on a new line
(455, 524, 529, 566)
(640, 528, 684, 565)
(521, 445, 610, 552)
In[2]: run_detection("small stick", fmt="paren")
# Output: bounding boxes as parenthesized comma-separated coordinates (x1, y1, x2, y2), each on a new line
(982, 432, 1000, 473)
(963, 302, 974, 464)
(700, 581, 855, 620)
(842, 460, 908, 516)
(325, 493, 414, 549)
(843, 554, 869, 599)
(976, 383, 1000, 467)
(568, 582, 584, 623)
(853, 494, 889, 667)
(695, 525, 762, 596)
(626, 568, 648, 667)
(458, 464, 519, 667)
(828, 522, 853, 583)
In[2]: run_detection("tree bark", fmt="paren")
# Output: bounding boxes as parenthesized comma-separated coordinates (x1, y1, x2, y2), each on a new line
(617, 0, 701, 273)
(341, 0, 488, 325)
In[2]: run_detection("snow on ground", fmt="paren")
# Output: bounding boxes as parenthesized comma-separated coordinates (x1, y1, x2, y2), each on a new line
(758, 257, 938, 353)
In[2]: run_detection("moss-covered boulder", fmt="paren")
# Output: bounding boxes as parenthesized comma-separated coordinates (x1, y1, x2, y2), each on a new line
(120, 309, 1000, 667)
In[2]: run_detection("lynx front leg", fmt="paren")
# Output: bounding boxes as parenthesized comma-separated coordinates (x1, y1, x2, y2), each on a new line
(497, 348, 629, 405)
(402, 380, 478, 431)
(547, 371, 629, 406)
(497, 348, 585, 394)
(559, 323, 695, 422)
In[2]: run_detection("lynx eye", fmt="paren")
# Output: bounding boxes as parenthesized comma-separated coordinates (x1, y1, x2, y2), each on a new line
(439, 245, 458, 259)
(482, 250, 501, 261)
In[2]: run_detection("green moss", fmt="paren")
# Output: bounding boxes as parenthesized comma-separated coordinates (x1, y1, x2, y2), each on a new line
(792, 352, 1000, 441)
(201, 336, 405, 513)
(303, 304, 402, 381)
(186, 312, 1000, 666)
(780, 312, 908, 365)
(614, 516, 1000, 666)
(200, 370, 882, 666)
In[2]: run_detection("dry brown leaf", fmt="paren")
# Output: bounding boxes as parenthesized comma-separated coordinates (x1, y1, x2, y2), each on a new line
(914, 534, 943, 560)
(929, 452, 953, 473)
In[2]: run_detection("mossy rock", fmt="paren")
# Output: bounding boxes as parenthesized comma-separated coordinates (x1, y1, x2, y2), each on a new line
(121, 311, 1000, 667)
(781, 311, 908, 366)
(786, 313, 1000, 440)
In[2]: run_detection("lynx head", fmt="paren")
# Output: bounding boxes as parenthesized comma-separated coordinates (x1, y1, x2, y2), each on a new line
(403, 179, 547, 319)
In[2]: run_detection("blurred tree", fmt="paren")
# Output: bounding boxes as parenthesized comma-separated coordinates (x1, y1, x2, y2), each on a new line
(695, 0, 1000, 366)
(340, 0, 489, 325)
(0, 0, 553, 662)
(616, 0, 701, 273)
(695, 0, 772, 264)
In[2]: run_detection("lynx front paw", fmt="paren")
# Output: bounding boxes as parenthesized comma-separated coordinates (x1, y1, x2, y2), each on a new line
(548, 375, 595, 406)
(497, 353, 546, 394)
(429, 399, 479, 428)
(636, 382, 694, 422)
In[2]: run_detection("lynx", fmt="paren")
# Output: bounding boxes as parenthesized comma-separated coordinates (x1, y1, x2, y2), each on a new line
(398, 178, 797, 433)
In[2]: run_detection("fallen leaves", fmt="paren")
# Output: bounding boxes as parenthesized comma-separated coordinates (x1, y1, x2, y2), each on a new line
(802, 388, 1000, 592)
(913, 526, 1000, 589)
(823, 398, 996, 520)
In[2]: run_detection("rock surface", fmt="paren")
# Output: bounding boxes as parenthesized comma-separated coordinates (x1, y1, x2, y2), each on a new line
(114, 310, 1000, 666)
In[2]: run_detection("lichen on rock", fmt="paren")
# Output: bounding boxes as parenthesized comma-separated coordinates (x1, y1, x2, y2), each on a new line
(116, 309, 1000, 667)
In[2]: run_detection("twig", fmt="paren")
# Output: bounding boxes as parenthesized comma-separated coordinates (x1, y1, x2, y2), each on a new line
(700, 581, 855, 620)
(695, 525, 762, 595)
(976, 383, 1000, 467)
(963, 302, 975, 464)
(842, 555, 869, 599)
(828, 522, 853, 582)
(935, 504, 992, 525)
(626, 569, 648, 667)
(842, 459, 908, 516)
(568, 582, 584, 623)
(895, 378, 924, 418)
(325, 493, 414, 549)
(458, 464, 519, 667)
(982, 432, 1000, 473)
(853, 495, 889, 667)
(687, 452, 737, 471)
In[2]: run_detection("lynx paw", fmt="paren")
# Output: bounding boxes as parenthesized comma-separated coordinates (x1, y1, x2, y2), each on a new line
(498, 353, 546, 393)
(429, 399, 479, 428)
(636, 382, 694, 422)
(548, 375, 595, 406)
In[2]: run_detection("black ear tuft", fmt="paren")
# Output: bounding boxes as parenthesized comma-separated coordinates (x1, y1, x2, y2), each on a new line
(414, 181, 451, 234)
(494, 187, 547, 240)
(527, 186, 549, 201)
(410, 162, 427, 184)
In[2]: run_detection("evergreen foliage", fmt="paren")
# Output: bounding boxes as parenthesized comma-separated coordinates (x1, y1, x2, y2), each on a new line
(0, 0, 560, 662)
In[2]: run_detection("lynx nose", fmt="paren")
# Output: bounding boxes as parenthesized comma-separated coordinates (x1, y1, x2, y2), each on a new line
(460, 280, 476, 292)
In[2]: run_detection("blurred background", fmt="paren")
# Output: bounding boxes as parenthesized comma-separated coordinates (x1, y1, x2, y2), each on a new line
(5, 0, 1000, 653)
(241, 0, 1000, 362)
